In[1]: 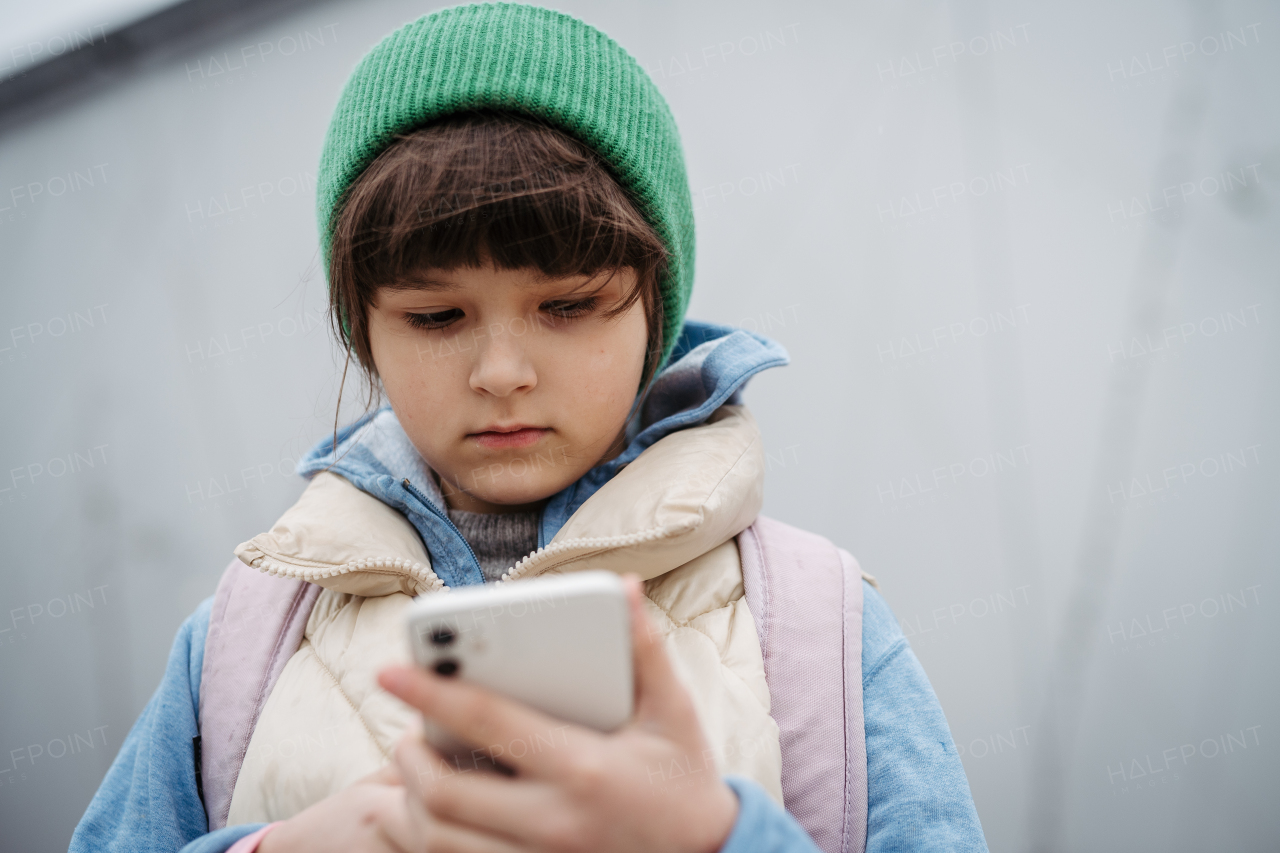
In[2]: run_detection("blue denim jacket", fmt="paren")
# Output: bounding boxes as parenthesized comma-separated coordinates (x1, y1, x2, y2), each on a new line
(69, 321, 987, 852)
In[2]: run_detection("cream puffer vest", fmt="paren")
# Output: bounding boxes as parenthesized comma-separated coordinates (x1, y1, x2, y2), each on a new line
(224, 405, 782, 824)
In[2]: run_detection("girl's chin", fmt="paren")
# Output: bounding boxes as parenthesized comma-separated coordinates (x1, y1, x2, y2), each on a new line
(448, 478, 569, 513)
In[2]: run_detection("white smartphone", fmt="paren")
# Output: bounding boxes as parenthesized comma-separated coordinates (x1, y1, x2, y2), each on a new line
(405, 570, 633, 766)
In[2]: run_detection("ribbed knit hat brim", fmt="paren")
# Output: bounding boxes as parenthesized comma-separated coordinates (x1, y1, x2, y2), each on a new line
(317, 2, 694, 369)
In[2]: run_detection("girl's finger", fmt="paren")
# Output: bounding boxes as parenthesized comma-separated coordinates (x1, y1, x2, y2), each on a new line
(392, 724, 496, 798)
(420, 819, 527, 853)
(395, 730, 556, 843)
(378, 663, 597, 779)
(378, 780, 526, 853)
(356, 760, 404, 787)
(622, 575, 702, 735)
(369, 785, 424, 853)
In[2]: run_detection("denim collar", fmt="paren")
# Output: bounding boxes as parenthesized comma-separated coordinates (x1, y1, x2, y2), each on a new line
(295, 319, 788, 587)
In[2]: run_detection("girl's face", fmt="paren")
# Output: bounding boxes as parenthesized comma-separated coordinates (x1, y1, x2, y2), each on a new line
(367, 262, 649, 513)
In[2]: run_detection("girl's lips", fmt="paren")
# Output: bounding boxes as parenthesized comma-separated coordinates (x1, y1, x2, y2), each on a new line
(470, 427, 549, 449)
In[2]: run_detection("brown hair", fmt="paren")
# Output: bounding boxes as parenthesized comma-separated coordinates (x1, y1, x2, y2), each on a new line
(326, 110, 669, 420)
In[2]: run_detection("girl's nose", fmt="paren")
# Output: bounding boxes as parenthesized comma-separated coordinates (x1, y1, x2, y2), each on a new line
(468, 326, 537, 397)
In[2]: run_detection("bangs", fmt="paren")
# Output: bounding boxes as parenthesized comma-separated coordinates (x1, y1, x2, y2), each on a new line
(332, 110, 668, 294)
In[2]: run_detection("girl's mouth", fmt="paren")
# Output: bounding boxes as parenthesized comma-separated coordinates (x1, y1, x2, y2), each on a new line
(469, 427, 550, 449)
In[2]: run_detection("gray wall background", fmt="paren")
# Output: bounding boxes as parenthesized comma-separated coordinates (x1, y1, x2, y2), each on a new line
(1, 0, 1276, 850)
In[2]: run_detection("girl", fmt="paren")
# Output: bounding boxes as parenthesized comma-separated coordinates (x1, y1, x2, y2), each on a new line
(71, 4, 987, 852)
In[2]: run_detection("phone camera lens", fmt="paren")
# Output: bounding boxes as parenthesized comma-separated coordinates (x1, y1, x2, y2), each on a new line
(430, 627, 455, 647)
(434, 659, 460, 677)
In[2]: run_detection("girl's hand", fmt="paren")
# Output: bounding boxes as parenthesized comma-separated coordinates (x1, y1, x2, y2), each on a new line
(377, 574, 740, 853)
(257, 763, 417, 853)
(259, 762, 519, 852)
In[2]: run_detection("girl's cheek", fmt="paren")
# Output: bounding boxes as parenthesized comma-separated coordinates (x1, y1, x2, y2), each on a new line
(383, 354, 452, 420)
(404, 336, 468, 383)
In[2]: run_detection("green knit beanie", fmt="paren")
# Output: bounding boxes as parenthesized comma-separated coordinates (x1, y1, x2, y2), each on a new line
(317, 2, 694, 370)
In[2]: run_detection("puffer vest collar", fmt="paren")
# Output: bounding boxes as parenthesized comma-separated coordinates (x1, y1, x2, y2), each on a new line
(233, 320, 788, 594)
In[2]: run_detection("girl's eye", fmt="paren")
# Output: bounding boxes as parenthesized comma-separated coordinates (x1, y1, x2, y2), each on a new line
(541, 297, 598, 319)
(405, 308, 463, 330)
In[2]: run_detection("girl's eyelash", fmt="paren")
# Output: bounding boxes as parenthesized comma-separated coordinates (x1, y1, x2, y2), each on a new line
(541, 296, 598, 317)
(404, 308, 463, 330)
(404, 297, 597, 330)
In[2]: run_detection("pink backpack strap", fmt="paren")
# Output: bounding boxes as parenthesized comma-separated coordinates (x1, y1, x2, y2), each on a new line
(738, 515, 868, 853)
(199, 557, 321, 830)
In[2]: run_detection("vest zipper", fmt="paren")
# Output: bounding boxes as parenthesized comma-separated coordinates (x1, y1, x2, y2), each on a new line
(401, 477, 486, 582)
(499, 525, 682, 584)
(248, 552, 446, 593)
